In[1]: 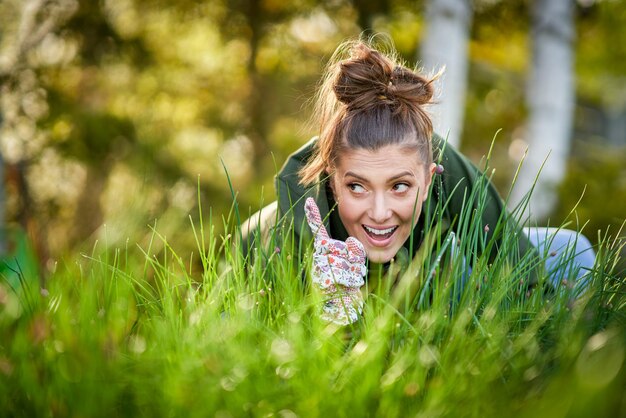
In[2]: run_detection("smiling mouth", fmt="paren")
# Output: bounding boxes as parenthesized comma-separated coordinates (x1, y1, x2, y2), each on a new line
(363, 225, 398, 241)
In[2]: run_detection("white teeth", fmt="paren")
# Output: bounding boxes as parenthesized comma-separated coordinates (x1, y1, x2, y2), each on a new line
(364, 225, 396, 235)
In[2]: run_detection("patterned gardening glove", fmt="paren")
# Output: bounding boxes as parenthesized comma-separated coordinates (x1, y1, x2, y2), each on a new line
(304, 197, 367, 325)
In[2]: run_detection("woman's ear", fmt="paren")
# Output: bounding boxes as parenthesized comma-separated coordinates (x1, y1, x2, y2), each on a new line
(422, 162, 437, 202)
(428, 162, 437, 181)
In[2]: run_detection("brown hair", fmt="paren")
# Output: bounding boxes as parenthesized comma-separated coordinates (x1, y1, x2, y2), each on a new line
(299, 39, 438, 186)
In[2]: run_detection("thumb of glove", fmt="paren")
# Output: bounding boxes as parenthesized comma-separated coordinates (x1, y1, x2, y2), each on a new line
(345, 237, 366, 264)
(304, 197, 329, 239)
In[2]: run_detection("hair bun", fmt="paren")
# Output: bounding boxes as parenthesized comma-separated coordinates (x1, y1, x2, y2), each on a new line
(332, 43, 433, 111)
(388, 66, 434, 106)
(333, 45, 391, 107)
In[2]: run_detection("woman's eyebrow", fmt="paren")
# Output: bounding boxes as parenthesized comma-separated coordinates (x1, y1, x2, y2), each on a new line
(344, 171, 368, 182)
(344, 171, 414, 182)
(387, 171, 414, 181)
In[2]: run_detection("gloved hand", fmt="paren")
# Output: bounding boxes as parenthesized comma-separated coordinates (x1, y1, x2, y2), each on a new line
(304, 197, 367, 325)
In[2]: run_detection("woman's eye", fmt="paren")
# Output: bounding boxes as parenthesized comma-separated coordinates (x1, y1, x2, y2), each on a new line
(393, 183, 410, 193)
(348, 183, 366, 193)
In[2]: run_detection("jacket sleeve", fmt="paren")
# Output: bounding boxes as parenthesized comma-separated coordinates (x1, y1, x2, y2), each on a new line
(273, 138, 326, 258)
(239, 201, 279, 259)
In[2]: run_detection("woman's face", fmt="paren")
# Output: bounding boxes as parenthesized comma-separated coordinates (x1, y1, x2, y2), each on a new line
(330, 144, 436, 263)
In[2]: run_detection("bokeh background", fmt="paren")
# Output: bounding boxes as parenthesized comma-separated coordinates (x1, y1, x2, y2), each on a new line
(0, 0, 625, 275)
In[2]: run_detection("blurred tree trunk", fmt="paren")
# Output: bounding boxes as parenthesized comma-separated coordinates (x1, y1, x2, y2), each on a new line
(244, 0, 270, 172)
(0, 134, 5, 256)
(510, 0, 575, 220)
(222, 1, 301, 175)
(351, 0, 391, 31)
(12, 161, 48, 266)
(420, 0, 473, 148)
(72, 166, 107, 243)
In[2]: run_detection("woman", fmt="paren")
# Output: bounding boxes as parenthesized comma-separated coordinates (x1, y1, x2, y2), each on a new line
(242, 40, 583, 325)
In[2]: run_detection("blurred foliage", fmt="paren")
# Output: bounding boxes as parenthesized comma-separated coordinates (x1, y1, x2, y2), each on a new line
(0, 0, 624, 272)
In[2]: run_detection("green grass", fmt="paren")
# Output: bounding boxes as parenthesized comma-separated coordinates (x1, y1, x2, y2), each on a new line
(1, 181, 625, 417)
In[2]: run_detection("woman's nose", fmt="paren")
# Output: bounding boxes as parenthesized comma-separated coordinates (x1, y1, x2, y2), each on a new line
(368, 194, 392, 223)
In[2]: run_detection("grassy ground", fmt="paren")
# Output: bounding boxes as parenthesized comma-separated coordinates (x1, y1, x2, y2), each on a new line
(1, 184, 625, 417)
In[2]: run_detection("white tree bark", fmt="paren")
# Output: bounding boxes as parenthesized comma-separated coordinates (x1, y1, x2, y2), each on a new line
(420, 0, 473, 148)
(510, 0, 575, 221)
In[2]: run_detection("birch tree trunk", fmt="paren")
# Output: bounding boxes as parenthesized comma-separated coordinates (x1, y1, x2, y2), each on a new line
(510, 0, 575, 220)
(420, 0, 473, 148)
